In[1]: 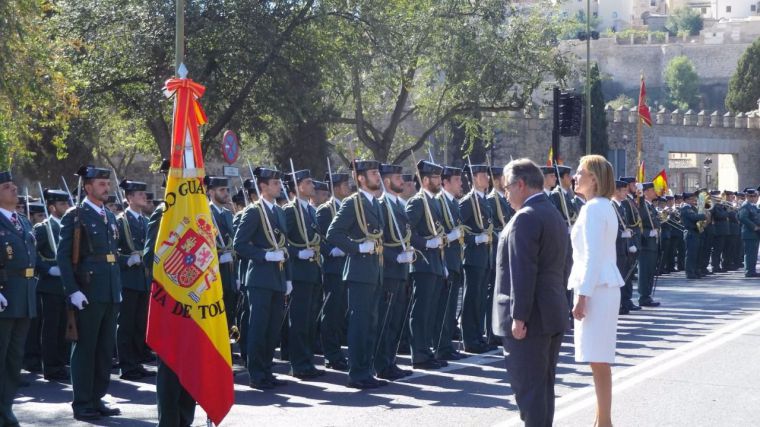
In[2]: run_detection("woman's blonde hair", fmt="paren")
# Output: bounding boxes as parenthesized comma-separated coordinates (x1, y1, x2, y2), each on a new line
(579, 154, 615, 198)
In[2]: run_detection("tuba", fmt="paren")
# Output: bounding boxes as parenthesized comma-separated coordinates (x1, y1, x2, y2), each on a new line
(697, 191, 712, 233)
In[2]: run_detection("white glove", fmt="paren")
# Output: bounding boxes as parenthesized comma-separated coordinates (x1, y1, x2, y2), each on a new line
(219, 252, 234, 264)
(446, 228, 462, 242)
(621, 229, 633, 238)
(0, 293, 7, 312)
(649, 230, 658, 238)
(425, 237, 442, 249)
(475, 233, 490, 245)
(69, 291, 88, 310)
(48, 266, 61, 277)
(265, 250, 285, 262)
(359, 241, 375, 254)
(396, 250, 414, 264)
(444, 266, 449, 278)
(298, 249, 315, 260)
(127, 254, 142, 267)
(236, 279, 242, 291)
(628, 245, 638, 254)
(330, 247, 345, 257)
(286, 280, 293, 295)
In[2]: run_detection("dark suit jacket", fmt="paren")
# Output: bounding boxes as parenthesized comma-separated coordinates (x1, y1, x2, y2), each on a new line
(492, 193, 568, 338)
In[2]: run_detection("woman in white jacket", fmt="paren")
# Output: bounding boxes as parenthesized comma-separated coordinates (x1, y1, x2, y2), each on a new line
(568, 154, 624, 427)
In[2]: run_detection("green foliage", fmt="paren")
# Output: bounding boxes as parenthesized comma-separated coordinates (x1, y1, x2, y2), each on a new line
(558, 10, 602, 41)
(726, 38, 760, 113)
(664, 55, 700, 110)
(320, 0, 570, 164)
(607, 94, 635, 110)
(579, 64, 608, 156)
(666, 8, 704, 36)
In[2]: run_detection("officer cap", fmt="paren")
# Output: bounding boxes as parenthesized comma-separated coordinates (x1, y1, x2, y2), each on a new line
(313, 180, 329, 192)
(615, 180, 627, 189)
(723, 190, 734, 196)
(641, 182, 654, 190)
(76, 165, 111, 180)
(379, 164, 403, 176)
(243, 178, 256, 190)
(119, 180, 147, 192)
(287, 170, 312, 185)
(744, 189, 756, 196)
(709, 190, 721, 196)
(490, 166, 504, 177)
(539, 166, 554, 175)
(463, 164, 489, 175)
(0, 171, 12, 184)
(350, 160, 380, 172)
(683, 191, 696, 199)
(442, 166, 463, 178)
(556, 165, 573, 177)
(674, 194, 683, 200)
(204, 176, 229, 189)
(28, 202, 45, 214)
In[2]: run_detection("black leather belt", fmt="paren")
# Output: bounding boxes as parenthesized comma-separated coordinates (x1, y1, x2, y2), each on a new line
(85, 254, 117, 263)
(0, 268, 35, 280)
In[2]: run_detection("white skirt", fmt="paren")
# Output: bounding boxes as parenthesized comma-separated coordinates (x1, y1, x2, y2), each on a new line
(573, 286, 621, 363)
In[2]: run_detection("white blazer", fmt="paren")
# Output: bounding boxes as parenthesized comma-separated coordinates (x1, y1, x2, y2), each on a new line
(567, 197, 624, 296)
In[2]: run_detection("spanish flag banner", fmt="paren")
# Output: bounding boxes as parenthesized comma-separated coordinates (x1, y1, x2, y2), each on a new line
(637, 160, 646, 184)
(638, 76, 653, 127)
(146, 69, 233, 425)
(653, 169, 669, 196)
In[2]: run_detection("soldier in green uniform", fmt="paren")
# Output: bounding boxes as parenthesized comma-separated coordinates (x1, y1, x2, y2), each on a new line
(57, 166, 121, 421)
(459, 164, 494, 354)
(672, 194, 686, 272)
(709, 190, 729, 272)
(406, 160, 449, 368)
(34, 189, 71, 382)
(638, 182, 661, 307)
(144, 159, 197, 425)
(0, 171, 37, 427)
(326, 160, 388, 388)
(434, 166, 464, 360)
(485, 166, 514, 346)
(374, 164, 415, 380)
(233, 167, 292, 390)
(316, 172, 350, 372)
(737, 189, 760, 277)
(680, 191, 706, 279)
(397, 173, 415, 353)
(283, 169, 325, 379)
(619, 176, 642, 310)
(725, 190, 741, 270)
(205, 176, 238, 340)
(115, 180, 154, 381)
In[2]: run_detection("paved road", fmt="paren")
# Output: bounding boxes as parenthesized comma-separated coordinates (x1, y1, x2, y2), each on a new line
(13, 269, 760, 426)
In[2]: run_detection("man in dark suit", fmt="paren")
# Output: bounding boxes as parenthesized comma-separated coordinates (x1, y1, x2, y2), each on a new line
(493, 159, 568, 427)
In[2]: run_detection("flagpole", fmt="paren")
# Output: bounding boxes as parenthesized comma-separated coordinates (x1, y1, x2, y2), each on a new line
(637, 74, 643, 178)
(176, 0, 184, 73)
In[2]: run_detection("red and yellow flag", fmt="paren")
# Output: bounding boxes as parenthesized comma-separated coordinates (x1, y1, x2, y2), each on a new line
(146, 71, 233, 425)
(653, 169, 669, 196)
(638, 76, 653, 127)
(547, 146, 553, 166)
(637, 160, 646, 184)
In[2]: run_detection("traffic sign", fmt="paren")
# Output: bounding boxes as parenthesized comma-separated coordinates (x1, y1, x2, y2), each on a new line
(221, 130, 240, 165)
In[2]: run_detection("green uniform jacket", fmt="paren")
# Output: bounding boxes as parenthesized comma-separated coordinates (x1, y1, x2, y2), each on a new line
(233, 201, 292, 292)
(639, 200, 661, 251)
(326, 193, 385, 285)
(34, 218, 62, 295)
(711, 204, 729, 236)
(57, 202, 122, 303)
(549, 188, 577, 223)
(679, 204, 706, 233)
(379, 194, 410, 282)
(0, 211, 37, 318)
(487, 191, 514, 262)
(233, 210, 248, 286)
(437, 192, 463, 274)
(116, 210, 149, 292)
(406, 191, 445, 276)
(459, 191, 493, 270)
(284, 200, 321, 284)
(316, 199, 345, 276)
(738, 203, 760, 240)
(143, 204, 163, 282)
(210, 203, 236, 291)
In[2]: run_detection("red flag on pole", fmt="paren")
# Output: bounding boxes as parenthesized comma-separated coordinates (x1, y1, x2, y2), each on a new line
(638, 76, 653, 127)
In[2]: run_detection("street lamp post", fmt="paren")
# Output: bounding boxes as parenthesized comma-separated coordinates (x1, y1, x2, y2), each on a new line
(703, 157, 713, 189)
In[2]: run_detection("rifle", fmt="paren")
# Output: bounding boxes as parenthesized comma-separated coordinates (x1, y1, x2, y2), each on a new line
(410, 151, 445, 263)
(37, 183, 58, 256)
(24, 187, 30, 219)
(65, 176, 83, 342)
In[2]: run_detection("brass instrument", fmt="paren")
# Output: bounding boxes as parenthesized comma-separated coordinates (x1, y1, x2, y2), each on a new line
(658, 207, 685, 232)
(697, 191, 712, 233)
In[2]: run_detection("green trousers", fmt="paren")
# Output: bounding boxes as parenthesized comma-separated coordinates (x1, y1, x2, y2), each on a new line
(0, 318, 30, 426)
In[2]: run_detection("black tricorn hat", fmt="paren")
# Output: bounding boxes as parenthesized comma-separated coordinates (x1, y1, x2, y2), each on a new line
(464, 164, 489, 175)
(642, 182, 654, 191)
(253, 167, 282, 180)
(76, 165, 110, 180)
(119, 180, 147, 192)
(540, 166, 555, 175)
(0, 171, 12, 184)
(615, 180, 627, 189)
(204, 176, 229, 189)
(313, 180, 329, 192)
(350, 160, 381, 172)
(619, 176, 636, 184)
(490, 166, 504, 177)
(324, 172, 350, 184)
(556, 165, 573, 177)
(286, 170, 312, 185)
(416, 160, 443, 176)
(43, 189, 71, 204)
(379, 164, 403, 176)
(441, 166, 462, 178)
(28, 202, 45, 214)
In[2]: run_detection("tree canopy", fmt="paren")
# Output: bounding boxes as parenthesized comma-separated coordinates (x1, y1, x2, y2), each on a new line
(726, 38, 760, 114)
(664, 55, 700, 111)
